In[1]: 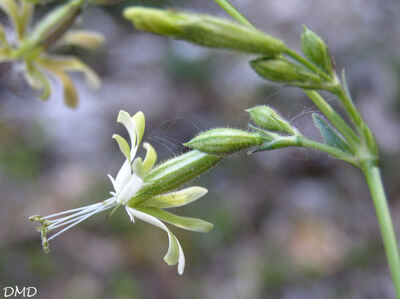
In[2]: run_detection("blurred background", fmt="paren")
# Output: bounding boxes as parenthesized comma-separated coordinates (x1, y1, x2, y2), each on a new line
(1, 0, 400, 298)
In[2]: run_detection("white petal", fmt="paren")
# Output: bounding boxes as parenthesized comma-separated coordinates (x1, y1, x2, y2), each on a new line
(107, 174, 117, 191)
(117, 173, 143, 204)
(125, 206, 135, 223)
(114, 160, 131, 193)
(126, 207, 185, 274)
(117, 110, 138, 157)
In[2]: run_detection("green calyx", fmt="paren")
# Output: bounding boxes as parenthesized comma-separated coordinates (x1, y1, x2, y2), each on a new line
(123, 7, 285, 56)
(301, 26, 334, 77)
(250, 57, 336, 91)
(184, 128, 263, 155)
(246, 105, 296, 135)
(129, 150, 223, 206)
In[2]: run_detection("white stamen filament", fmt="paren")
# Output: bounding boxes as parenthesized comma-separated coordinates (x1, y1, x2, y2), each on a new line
(41, 197, 118, 241)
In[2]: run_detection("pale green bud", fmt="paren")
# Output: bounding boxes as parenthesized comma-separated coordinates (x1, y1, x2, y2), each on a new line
(130, 150, 223, 205)
(301, 26, 333, 76)
(184, 128, 262, 155)
(123, 7, 285, 56)
(250, 57, 335, 91)
(246, 106, 295, 135)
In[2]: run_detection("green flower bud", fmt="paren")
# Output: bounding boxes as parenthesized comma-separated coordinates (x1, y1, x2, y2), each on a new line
(301, 26, 333, 76)
(246, 106, 295, 135)
(250, 57, 335, 91)
(184, 128, 262, 155)
(130, 150, 223, 205)
(123, 7, 285, 56)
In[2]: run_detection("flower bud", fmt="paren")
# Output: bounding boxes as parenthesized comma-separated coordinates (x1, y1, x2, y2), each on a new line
(123, 7, 285, 56)
(184, 128, 262, 155)
(246, 106, 295, 135)
(250, 57, 334, 91)
(301, 26, 333, 76)
(130, 150, 223, 205)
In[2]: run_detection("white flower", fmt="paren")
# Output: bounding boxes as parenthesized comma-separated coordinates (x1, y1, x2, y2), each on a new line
(30, 110, 213, 275)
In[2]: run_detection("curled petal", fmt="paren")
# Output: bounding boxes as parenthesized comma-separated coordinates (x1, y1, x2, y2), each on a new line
(37, 55, 100, 89)
(141, 186, 207, 209)
(142, 142, 157, 174)
(133, 111, 145, 144)
(112, 134, 131, 162)
(117, 110, 141, 157)
(40, 65, 78, 107)
(20, 1, 34, 37)
(135, 207, 213, 233)
(25, 63, 52, 100)
(56, 30, 105, 50)
(0, 0, 23, 39)
(126, 207, 185, 274)
(132, 157, 143, 178)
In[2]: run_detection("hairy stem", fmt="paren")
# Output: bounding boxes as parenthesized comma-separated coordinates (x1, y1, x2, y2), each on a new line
(296, 136, 357, 166)
(361, 161, 400, 298)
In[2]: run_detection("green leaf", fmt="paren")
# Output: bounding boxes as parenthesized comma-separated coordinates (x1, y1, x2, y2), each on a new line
(312, 114, 352, 153)
(135, 207, 214, 233)
(112, 134, 131, 162)
(140, 186, 207, 209)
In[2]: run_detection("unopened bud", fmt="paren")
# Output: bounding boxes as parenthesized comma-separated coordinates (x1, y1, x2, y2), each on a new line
(123, 7, 285, 56)
(250, 57, 334, 91)
(246, 106, 295, 135)
(301, 26, 333, 76)
(184, 128, 262, 155)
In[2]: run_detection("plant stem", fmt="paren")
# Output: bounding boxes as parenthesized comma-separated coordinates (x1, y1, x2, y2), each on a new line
(213, 0, 255, 28)
(335, 87, 365, 131)
(297, 136, 357, 166)
(361, 161, 400, 298)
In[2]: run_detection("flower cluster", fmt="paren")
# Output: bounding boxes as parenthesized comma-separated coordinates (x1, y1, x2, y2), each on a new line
(0, 0, 103, 107)
(30, 110, 214, 274)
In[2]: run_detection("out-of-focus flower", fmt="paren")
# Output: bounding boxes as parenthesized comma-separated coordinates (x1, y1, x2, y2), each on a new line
(0, 0, 103, 107)
(30, 110, 215, 274)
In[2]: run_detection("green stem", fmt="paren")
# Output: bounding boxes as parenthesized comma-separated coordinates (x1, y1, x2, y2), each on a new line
(304, 90, 360, 148)
(335, 87, 365, 131)
(297, 136, 357, 166)
(213, 0, 254, 28)
(361, 161, 400, 298)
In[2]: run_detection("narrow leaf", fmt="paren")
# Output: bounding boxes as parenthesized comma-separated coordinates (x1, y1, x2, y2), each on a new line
(312, 114, 352, 153)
